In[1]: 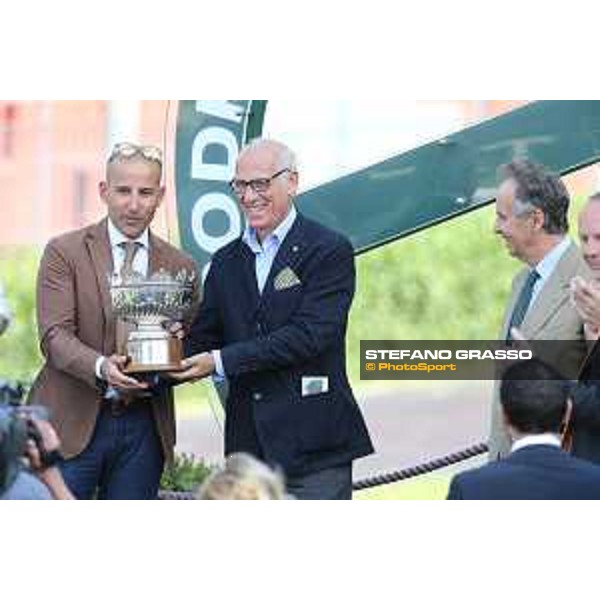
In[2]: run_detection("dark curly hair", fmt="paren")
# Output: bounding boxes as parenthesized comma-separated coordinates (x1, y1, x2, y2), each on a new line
(499, 159, 570, 234)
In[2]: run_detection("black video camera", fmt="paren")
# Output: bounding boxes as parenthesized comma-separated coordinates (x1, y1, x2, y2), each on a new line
(0, 380, 49, 496)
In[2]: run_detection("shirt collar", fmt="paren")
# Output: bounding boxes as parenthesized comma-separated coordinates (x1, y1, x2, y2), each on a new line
(533, 236, 571, 281)
(242, 205, 297, 255)
(511, 433, 562, 453)
(107, 218, 149, 250)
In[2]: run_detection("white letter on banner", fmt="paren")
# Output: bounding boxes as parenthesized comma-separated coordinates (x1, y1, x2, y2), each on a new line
(191, 127, 239, 182)
(196, 101, 244, 123)
(191, 193, 241, 254)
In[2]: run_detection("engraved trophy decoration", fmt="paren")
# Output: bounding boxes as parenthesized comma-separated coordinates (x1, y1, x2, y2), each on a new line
(110, 269, 195, 373)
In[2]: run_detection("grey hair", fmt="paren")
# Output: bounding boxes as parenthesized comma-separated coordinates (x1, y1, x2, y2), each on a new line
(499, 159, 569, 234)
(240, 138, 298, 172)
(512, 196, 538, 218)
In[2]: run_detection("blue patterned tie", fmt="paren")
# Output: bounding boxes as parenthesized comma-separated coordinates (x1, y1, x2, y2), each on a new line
(507, 269, 540, 341)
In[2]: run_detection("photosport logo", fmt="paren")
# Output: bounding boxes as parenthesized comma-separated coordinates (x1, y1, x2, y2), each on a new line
(359, 340, 579, 381)
(175, 100, 265, 279)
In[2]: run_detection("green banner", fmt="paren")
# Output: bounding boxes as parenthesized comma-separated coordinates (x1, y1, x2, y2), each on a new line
(295, 100, 600, 254)
(176, 101, 600, 263)
(175, 100, 266, 277)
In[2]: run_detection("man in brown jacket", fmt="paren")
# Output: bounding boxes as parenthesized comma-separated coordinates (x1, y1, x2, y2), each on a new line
(28, 143, 198, 499)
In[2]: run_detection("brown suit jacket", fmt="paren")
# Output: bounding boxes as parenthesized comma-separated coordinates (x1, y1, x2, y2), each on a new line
(28, 219, 199, 462)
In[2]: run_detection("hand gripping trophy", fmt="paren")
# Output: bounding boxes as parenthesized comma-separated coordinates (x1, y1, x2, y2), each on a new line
(110, 268, 196, 373)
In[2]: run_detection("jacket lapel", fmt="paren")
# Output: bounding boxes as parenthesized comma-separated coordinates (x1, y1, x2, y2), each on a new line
(260, 215, 305, 306)
(237, 239, 261, 309)
(149, 231, 165, 273)
(521, 242, 576, 338)
(85, 219, 114, 354)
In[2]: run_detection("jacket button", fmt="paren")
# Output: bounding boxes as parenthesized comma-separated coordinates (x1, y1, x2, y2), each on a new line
(253, 392, 263, 401)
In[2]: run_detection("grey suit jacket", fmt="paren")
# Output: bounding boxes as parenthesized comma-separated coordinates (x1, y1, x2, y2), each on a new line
(488, 241, 590, 459)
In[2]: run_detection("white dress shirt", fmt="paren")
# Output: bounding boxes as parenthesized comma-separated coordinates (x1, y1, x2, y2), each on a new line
(107, 218, 150, 279)
(95, 220, 150, 379)
(511, 433, 562, 453)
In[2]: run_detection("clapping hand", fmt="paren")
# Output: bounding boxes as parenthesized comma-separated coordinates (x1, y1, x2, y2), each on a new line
(571, 276, 600, 340)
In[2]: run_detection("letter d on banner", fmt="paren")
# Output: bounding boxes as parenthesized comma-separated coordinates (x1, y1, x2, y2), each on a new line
(175, 100, 267, 277)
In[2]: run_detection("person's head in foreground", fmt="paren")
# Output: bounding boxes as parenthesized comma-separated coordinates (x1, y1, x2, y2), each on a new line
(197, 453, 288, 500)
(500, 358, 572, 441)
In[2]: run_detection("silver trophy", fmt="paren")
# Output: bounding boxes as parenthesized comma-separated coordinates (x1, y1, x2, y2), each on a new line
(110, 269, 195, 373)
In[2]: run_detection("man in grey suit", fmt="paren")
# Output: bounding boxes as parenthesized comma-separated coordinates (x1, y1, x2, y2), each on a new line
(488, 159, 589, 459)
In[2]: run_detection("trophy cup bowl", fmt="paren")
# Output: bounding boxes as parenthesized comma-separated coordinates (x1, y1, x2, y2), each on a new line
(110, 269, 195, 374)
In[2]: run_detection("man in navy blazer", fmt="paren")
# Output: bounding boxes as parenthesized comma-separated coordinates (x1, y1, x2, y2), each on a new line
(172, 139, 374, 499)
(448, 359, 600, 500)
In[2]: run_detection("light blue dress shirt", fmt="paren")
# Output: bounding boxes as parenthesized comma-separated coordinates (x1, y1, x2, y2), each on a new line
(212, 206, 298, 378)
(242, 205, 298, 294)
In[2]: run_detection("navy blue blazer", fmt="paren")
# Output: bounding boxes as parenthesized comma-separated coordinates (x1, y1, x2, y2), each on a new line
(185, 213, 374, 477)
(447, 444, 600, 500)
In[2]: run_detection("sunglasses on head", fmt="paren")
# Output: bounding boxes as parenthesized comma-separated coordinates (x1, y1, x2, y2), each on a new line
(109, 142, 163, 164)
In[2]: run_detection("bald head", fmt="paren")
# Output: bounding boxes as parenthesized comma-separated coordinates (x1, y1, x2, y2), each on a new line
(579, 193, 600, 276)
(233, 138, 299, 241)
(106, 142, 163, 184)
(238, 138, 297, 173)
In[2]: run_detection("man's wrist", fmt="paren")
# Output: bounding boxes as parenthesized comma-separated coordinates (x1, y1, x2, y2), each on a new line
(38, 448, 64, 471)
(38, 467, 74, 500)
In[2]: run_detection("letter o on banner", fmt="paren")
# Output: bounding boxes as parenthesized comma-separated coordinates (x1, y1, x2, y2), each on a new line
(191, 192, 242, 254)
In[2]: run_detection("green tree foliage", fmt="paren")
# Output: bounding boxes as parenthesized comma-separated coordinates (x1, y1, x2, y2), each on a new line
(0, 247, 43, 383)
(160, 453, 213, 492)
(351, 206, 515, 338)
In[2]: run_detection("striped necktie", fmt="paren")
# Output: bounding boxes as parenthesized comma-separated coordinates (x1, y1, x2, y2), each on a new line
(116, 241, 143, 355)
(120, 241, 142, 279)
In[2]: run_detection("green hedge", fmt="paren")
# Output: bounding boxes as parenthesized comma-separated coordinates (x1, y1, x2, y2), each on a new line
(160, 453, 214, 493)
(0, 247, 43, 382)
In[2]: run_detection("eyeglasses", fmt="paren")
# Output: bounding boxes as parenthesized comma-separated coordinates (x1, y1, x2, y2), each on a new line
(109, 142, 163, 165)
(229, 168, 291, 198)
